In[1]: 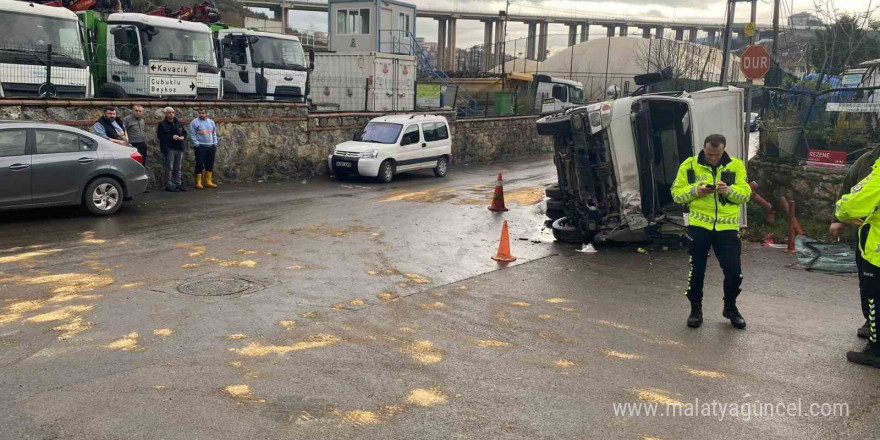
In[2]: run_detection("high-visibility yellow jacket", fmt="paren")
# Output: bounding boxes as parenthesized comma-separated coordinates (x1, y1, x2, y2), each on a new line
(671, 152, 752, 231)
(836, 157, 880, 267)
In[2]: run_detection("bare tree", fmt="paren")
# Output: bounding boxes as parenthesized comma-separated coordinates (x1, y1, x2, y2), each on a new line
(634, 39, 721, 85)
(811, 0, 879, 80)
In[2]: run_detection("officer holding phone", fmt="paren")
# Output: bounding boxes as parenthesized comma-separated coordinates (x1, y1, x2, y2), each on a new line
(671, 134, 752, 329)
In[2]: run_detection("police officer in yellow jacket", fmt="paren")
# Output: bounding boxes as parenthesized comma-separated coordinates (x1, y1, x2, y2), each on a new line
(836, 158, 880, 368)
(671, 134, 752, 329)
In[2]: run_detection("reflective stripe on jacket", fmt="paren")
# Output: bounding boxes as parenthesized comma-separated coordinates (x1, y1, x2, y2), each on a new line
(836, 158, 880, 267)
(670, 151, 751, 231)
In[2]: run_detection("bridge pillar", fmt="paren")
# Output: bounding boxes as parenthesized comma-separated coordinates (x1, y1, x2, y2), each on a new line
(641, 27, 651, 39)
(281, 7, 290, 33)
(580, 23, 589, 42)
(538, 22, 549, 61)
(527, 22, 537, 60)
(655, 27, 664, 39)
(688, 28, 697, 43)
(483, 20, 494, 71)
(674, 28, 684, 41)
(706, 29, 717, 45)
(567, 24, 578, 46)
(447, 18, 457, 71)
(619, 24, 628, 37)
(605, 25, 615, 37)
(436, 18, 446, 71)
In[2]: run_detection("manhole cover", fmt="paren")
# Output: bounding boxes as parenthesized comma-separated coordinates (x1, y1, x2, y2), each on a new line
(177, 278, 259, 296)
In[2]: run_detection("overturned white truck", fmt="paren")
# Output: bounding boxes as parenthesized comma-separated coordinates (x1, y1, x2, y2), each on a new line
(537, 86, 747, 243)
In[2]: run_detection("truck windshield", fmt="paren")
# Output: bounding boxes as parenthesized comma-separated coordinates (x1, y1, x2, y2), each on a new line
(361, 122, 403, 144)
(250, 36, 306, 70)
(145, 26, 217, 69)
(570, 86, 584, 104)
(0, 12, 85, 68)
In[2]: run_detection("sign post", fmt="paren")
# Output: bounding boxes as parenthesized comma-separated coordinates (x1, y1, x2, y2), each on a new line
(148, 60, 198, 97)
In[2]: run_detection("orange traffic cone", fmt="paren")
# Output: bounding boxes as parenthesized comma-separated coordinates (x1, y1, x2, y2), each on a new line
(492, 221, 517, 262)
(488, 172, 509, 212)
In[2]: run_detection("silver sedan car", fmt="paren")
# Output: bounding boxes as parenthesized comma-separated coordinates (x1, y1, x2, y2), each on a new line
(0, 121, 148, 216)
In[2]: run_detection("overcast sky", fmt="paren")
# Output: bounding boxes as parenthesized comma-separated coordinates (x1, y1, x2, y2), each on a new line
(279, 0, 877, 54)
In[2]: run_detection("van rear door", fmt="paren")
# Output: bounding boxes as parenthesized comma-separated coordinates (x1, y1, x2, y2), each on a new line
(688, 86, 747, 226)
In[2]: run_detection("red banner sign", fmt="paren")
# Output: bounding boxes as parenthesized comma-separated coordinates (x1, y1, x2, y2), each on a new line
(807, 149, 846, 165)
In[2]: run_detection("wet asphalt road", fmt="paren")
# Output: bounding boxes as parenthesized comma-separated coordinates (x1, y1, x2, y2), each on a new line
(0, 155, 876, 440)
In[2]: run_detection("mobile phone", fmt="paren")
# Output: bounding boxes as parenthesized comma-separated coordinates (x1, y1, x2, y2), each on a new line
(704, 184, 716, 190)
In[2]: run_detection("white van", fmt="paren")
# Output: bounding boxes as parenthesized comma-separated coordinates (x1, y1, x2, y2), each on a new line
(328, 114, 452, 183)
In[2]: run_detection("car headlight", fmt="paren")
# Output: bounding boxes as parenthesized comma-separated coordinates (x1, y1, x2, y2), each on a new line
(360, 149, 379, 158)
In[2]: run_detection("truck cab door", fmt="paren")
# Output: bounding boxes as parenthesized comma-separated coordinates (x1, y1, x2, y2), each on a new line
(107, 25, 145, 96)
(688, 86, 747, 226)
(221, 34, 253, 95)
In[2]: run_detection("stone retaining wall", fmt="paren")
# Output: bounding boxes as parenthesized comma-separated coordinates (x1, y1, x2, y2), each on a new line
(0, 100, 551, 186)
(747, 159, 847, 223)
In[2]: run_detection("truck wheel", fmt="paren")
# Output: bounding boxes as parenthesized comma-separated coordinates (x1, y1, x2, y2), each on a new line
(546, 199, 564, 212)
(98, 84, 127, 99)
(546, 208, 565, 221)
(222, 81, 239, 100)
(536, 113, 571, 136)
(545, 185, 563, 200)
(552, 217, 590, 243)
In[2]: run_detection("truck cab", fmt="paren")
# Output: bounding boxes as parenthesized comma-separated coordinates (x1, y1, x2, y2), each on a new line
(536, 86, 746, 243)
(0, 1, 91, 98)
(216, 28, 311, 102)
(534, 75, 584, 114)
(81, 11, 221, 99)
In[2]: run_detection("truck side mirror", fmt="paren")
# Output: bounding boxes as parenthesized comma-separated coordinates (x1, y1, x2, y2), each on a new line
(309, 48, 315, 71)
(214, 39, 224, 68)
(246, 35, 259, 45)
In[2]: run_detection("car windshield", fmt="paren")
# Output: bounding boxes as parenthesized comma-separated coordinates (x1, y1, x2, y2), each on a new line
(250, 36, 306, 70)
(144, 26, 216, 68)
(0, 12, 86, 68)
(361, 122, 402, 144)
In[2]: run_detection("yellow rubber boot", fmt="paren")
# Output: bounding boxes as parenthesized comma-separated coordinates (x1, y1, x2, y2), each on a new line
(205, 171, 217, 188)
(195, 173, 204, 189)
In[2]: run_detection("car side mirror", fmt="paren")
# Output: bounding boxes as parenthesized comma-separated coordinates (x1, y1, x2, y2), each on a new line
(353, 131, 362, 141)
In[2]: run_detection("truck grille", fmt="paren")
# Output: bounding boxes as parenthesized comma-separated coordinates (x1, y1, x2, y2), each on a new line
(1, 83, 87, 98)
(196, 87, 219, 100)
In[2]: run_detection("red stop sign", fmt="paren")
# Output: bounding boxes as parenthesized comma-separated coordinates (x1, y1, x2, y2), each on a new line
(740, 45, 771, 80)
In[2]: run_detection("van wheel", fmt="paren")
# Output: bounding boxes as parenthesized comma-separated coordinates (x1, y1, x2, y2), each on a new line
(552, 217, 589, 243)
(377, 160, 395, 183)
(84, 177, 124, 216)
(433, 156, 448, 177)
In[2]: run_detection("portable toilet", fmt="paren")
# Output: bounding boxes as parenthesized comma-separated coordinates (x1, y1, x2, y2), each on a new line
(328, 0, 416, 55)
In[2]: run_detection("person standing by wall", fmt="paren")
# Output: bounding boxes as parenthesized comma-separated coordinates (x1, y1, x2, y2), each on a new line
(189, 109, 218, 189)
(123, 105, 149, 191)
(156, 107, 188, 193)
(91, 106, 128, 146)
(671, 134, 752, 330)
(830, 144, 880, 339)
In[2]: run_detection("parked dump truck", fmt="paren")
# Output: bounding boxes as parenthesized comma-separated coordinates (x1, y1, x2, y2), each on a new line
(79, 10, 221, 99)
(0, 0, 91, 98)
(215, 27, 313, 102)
(537, 86, 746, 243)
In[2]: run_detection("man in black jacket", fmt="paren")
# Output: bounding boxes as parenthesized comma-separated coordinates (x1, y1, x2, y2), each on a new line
(156, 106, 188, 192)
(90, 106, 128, 146)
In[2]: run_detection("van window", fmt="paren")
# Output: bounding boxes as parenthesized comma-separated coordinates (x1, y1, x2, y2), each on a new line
(423, 122, 449, 142)
(401, 124, 420, 146)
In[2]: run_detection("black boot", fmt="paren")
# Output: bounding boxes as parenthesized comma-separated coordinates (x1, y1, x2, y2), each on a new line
(723, 302, 746, 329)
(847, 342, 880, 368)
(858, 320, 870, 339)
(687, 302, 703, 328)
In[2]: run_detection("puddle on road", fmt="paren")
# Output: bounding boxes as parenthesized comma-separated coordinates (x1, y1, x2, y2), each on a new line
(472, 339, 512, 348)
(228, 333, 247, 340)
(278, 320, 297, 330)
(80, 232, 106, 245)
(380, 189, 458, 203)
(0, 249, 63, 265)
(682, 366, 726, 379)
(224, 384, 265, 403)
(276, 224, 374, 238)
(510, 301, 530, 307)
(546, 298, 568, 304)
(554, 359, 578, 368)
(377, 290, 398, 302)
(153, 328, 175, 337)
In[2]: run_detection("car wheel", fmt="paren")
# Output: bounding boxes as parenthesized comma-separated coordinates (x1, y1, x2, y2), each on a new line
(377, 160, 395, 183)
(85, 177, 124, 216)
(536, 113, 571, 136)
(552, 216, 590, 243)
(545, 185, 563, 200)
(433, 156, 448, 177)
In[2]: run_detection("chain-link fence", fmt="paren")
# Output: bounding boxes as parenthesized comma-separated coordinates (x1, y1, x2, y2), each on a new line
(0, 42, 90, 98)
(309, 75, 415, 112)
(759, 84, 880, 162)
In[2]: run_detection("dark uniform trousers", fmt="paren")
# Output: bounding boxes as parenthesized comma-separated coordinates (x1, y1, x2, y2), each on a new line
(859, 224, 872, 321)
(686, 225, 743, 304)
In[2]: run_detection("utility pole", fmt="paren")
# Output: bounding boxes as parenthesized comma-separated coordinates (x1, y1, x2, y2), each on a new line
(500, 0, 510, 88)
(770, 0, 780, 86)
(744, 0, 757, 151)
(719, 0, 737, 85)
